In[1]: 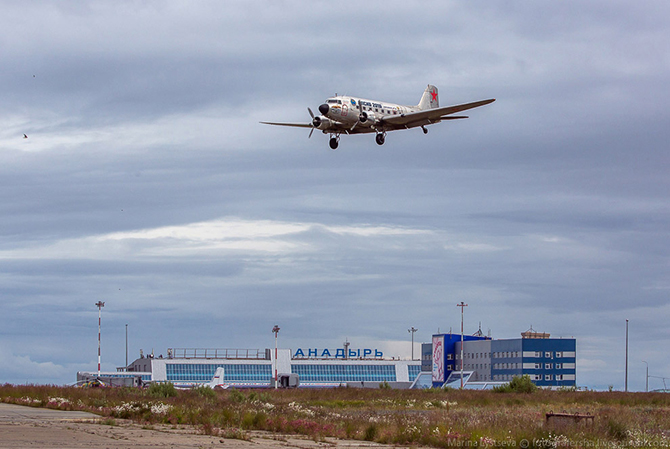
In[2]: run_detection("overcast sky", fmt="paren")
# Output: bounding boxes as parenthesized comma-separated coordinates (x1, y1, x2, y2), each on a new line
(1, 1, 669, 391)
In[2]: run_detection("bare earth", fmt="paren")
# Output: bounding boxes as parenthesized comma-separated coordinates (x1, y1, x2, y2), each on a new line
(0, 403, 394, 449)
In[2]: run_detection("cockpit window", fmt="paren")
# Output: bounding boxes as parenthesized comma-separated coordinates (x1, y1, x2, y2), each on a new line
(327, 99, 342, 104)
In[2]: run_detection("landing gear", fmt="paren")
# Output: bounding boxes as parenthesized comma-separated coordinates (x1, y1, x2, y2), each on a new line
(375, 133, 386, 146)
(329, 136, 339, 150)
(421, 125, 428, 134)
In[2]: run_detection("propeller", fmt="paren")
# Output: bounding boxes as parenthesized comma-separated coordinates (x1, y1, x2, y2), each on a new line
(308, 107, 315, 138)
(349, 99, 367, 132)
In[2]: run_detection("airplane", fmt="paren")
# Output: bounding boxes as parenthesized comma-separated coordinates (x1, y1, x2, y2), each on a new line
(260, 85, 495, 149)
(206, 367, 229, 389)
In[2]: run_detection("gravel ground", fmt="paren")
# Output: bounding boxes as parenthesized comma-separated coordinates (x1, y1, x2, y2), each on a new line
(0, 403, 396, 449)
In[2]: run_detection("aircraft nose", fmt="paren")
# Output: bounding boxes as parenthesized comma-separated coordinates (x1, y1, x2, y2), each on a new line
(318, 103, 329, 115)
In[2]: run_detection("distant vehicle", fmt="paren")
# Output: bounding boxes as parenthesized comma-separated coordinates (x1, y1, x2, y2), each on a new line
(261, 85, 494, 149)
(277, 373, 299, 388)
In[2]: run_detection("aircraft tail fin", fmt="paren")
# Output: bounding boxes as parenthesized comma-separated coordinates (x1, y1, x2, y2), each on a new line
(208, 367, 225, 387)
(417, 85, 439, 110)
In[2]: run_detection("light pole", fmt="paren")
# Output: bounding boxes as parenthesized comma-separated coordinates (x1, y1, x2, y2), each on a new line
(625, 319, 629, 392)
(408, 327, 418, 361)
(457, 302, 468, 389)
(642, 361, 648, 392)
(95, 301, 105, 377)
(272, 325, 280, 389)
(125, 324, 128, 370)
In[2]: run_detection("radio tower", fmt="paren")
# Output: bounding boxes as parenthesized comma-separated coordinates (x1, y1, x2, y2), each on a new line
(95, 301, 105, 377)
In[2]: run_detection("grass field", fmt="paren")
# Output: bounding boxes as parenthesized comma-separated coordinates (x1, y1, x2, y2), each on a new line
(2, 383, 669, 448)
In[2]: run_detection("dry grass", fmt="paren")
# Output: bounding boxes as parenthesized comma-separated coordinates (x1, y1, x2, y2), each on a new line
(2, 383, 670, 448)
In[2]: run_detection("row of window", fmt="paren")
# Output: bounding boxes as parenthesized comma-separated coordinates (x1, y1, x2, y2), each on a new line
(525, 374, 574, 381)
(165, 363, 421, 384)
(457, 352, 521, 360)
(527, 351, 574, 359)
(492, 351, 519, 359)
(494, 363, 520, 370)
(325, 98, 403, 116)
(461, 363, 492, 370)
(530, 363, 572, 370)
(106, 373, 152, 381)
(166, 364, 271, 382)
(490, 374, 575, 381)
(456, 351, 574, 360)
(450, 362, 576, 372)
(291, 364, 396, 382)
(362, 106, 400, 115)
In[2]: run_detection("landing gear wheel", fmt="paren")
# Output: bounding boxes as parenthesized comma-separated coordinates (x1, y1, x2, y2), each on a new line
(375, 133, 385, 145)
(329, 137, 339, 150)
(422, 126, 428, 135)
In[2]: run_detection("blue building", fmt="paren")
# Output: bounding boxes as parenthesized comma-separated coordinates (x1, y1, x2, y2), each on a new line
(431, 333, 490, 387)
(432, 329, 576, 389)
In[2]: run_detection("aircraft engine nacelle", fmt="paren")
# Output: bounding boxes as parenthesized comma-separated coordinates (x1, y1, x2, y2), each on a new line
(358, 111, 378, 127)
(312, 116, 332, 130)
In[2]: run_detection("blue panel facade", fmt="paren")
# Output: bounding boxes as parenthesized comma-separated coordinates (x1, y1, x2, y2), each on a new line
(430, 334, 577, 388)
(521, 338, 576, 387)
(432, 333, 490, 388)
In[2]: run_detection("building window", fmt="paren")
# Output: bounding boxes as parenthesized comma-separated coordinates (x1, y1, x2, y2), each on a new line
(545, 374, 553, 381)
(545, 352, 552, 359)
(166, 363, 271, 383)
(556, 352, 562, 358)
(291, 364, 396, 383)
(545, 363, 553, 370)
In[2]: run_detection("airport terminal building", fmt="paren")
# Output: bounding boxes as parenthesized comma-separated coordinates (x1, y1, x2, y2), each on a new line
(77, 329, 575, 389)
(87, 346, 424, 389)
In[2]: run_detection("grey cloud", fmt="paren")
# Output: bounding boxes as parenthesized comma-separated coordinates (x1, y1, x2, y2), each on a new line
(0, 0, 669, 389)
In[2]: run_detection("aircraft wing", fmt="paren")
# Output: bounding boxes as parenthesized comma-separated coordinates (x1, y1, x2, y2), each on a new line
(260, 120, 370, 134)
(260, 121, 313, 129)
(381, 98, 495, 129)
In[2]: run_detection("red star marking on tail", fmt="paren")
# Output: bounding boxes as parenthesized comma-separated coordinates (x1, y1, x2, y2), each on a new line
(430, 90, 437, 101)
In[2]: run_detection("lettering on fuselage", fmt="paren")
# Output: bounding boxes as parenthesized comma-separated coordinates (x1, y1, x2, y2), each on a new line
(347, 98, 405, 116)
(324, 97, 408, 121)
